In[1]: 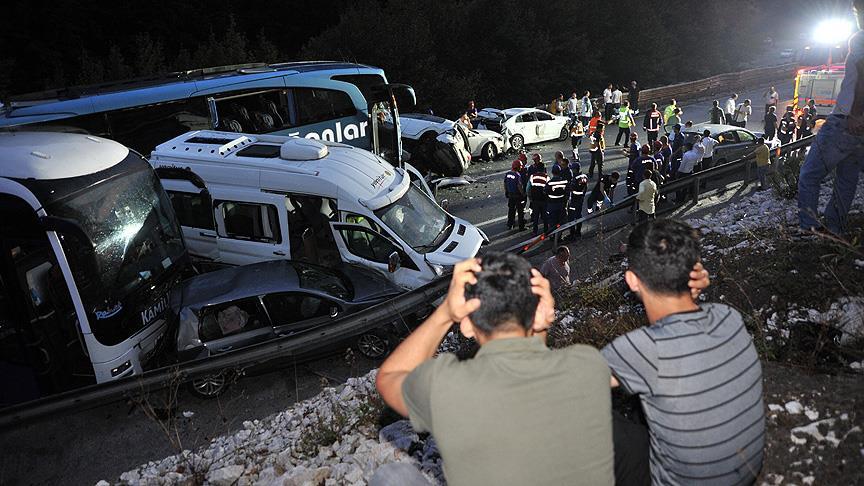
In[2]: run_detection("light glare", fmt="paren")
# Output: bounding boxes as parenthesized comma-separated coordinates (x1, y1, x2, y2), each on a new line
(813, 19, 854, 45)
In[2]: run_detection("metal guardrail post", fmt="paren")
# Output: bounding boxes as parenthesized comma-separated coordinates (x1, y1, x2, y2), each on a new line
(744, 160, 751, 183)
(692, 177, 700, 204)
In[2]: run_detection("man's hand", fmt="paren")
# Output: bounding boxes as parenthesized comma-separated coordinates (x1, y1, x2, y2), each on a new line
(530, 269, 556, 336)
(443, 259, 482, 323)
(688, 261, 710, 299)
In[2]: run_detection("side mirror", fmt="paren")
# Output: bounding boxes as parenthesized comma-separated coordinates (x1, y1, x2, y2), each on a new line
(440, 199, 450, 211)
(388, 251, 401, 273)
(329, 306, 339, 318)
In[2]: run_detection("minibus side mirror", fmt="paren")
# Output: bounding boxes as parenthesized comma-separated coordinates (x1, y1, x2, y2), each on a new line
(388, 251, 401, 273)
(440, 199, 450, 211)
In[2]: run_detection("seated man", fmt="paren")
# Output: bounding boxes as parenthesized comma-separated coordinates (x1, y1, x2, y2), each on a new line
(603, 219, 764, 485)
(375, 253, 615, 486)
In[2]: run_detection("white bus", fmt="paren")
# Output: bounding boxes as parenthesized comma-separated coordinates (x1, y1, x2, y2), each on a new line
(0, 132, 187, 405)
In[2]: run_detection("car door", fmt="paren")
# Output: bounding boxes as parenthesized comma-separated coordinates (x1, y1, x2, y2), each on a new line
(329, 222, 424, 289)
(533, 110, 556, 141)
(734, 130, 757, 159)
(714, 130, 741, 163)
(262, 291, 341, 338)
(521, 111, 541, 143)
(160, 179, 220, 263)
(198, 297, 275, 356)
(210, 188, 291, 266)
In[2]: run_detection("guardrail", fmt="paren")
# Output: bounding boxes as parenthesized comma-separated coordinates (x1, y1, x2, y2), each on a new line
(506, 134, 816, 256)
(0, 277, 448, 430)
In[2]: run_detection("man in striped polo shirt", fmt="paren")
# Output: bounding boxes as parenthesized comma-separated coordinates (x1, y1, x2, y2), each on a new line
(602, 219, 764, 485)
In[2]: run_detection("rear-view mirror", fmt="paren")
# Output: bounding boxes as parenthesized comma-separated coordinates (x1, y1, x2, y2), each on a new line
(388, 251, 401, 273)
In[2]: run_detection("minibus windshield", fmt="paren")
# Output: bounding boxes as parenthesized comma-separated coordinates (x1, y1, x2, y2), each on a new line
(374, 186, 452, 252)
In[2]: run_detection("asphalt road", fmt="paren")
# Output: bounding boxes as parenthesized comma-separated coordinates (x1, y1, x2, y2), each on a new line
(441, 78, 796, 255)
(0, 78, 796, 486)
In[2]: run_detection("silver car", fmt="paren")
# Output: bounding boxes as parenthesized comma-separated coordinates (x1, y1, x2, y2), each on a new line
(682, 123, 771, 165)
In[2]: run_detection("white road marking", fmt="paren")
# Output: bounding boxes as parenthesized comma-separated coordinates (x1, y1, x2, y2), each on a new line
(477, 215, 509, 227)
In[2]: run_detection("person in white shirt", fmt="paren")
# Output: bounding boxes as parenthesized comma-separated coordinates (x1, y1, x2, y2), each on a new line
(764, 86, 780, 114)
(636, 169, 658, 222)
(567, 92, 580, 124)
(580, 91, 593, 126)
(725, 94, 739, 124)
(676, 144, 701, 203)
(612, 85, 623, 115)
(733, 99, 752, 128)
(699, 130, 718, 170)
(799, 0, 864, 235)
(603, 84, 615, 121)
(539, 246, 571, 293)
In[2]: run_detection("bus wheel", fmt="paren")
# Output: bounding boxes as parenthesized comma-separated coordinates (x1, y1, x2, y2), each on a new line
(188, 371, 230, 399)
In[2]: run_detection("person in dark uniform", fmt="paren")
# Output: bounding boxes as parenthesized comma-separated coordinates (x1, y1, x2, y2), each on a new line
(528, 162, 549, 236)
(504, 160, 526, 230)
(778, 107, 797, 145)
(545, 164, 569, 233)
(586, 171, 620, 213)
(554, 151, 573, 182)
(588, 122, 606, 179)
(797, 107, 814, 140)
(567, 162, 589, 239)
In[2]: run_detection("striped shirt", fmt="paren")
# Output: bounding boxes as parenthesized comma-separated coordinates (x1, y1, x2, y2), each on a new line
(601, 304, 764, 486)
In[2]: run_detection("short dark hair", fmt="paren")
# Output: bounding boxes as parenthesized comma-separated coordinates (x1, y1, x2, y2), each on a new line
(556, 245, 570, 257)
(464, 252, 538, 333)
(610, 171, 620, 179)
(643, 168, 653, 180)
(626, 219, 701, 295)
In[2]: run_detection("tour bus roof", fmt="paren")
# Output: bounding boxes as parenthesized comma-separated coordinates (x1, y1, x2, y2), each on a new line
(0, 131, 129, 180)
(3, 61, 379, 108)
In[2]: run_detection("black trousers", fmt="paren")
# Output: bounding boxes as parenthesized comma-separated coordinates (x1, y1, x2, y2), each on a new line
(613, 410, 651, 486)
(615, 126, 631, 145)
(507, 195, 525, 229)
(589, 150, 604, 178)
(646, 130, 658, 145)
(636, 209, 655, 223)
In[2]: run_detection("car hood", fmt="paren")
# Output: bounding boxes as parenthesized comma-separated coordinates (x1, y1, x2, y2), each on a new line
(472, 128, 503, 140)
(424, 216, 485, 267)
(339, 263, 403, 303)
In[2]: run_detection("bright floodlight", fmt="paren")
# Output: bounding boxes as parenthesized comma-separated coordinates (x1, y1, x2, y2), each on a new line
(813, 19, 854, 45)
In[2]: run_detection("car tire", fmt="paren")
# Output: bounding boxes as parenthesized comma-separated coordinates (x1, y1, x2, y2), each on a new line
(482, 142, 498, 161)
(510, 134, 524, 151)
(188, 371, 230, 399)
(558, 126, 569, 141)
(356, 332, 391, 360)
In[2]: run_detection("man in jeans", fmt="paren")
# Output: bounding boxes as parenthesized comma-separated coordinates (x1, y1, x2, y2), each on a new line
(799, 0, 864, 235)
(375, 254, 615, 486)
(602, 219, 764, 486)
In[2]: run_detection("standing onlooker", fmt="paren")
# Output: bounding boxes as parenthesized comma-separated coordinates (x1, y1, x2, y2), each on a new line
(663, 99, 678, 124)
(528, 161, 549, 236)
(569, 117, 585, 160)
(797, 107, 814, 139)
(615, 101, 636, 146)
(778, 107, 797, 145)
(676, 143, 700, 201)
(603, 219, 764, 486)
(764, 105, 779, 141)
(625, 134, 642, 195)
(611, 84, 623, 118)
(709, 100, 725, 124)
(664, 108, 682, 134)
(540, 246, 572, 293)
(588, 110, 602, 137)
(567, 91, 580, 124)
(733, 99, 752, 128)
(798, 0, 864, 236)
(603, 84, 615, 121)
(700, 129, 718, 170)
(567, 163, 588, 239)
(628, 81, 640, 114)
(806, 98, 818, 118)
(466, 100, 478, 121)
(555, 150, 574, 182)
(764, 86, 780, 114)
(725, 93, 739, 124)
(669, 125, 685, 177)
(588, 122, 606, 179)
(654, 138, 671, 177)
(642, 103, 663, 144)
(635, 169, 657, 222)
(504, 160, 526, 230)
(755, 137, 772, 190)
(545, 164, 569, 232)
(581, 91, 593, 127)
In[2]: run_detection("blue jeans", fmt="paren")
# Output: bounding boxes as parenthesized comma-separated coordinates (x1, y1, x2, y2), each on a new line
(798, 115, 864, 233)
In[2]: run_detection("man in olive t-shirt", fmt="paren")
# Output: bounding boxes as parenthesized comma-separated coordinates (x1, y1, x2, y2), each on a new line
(375, 253, 615, 486)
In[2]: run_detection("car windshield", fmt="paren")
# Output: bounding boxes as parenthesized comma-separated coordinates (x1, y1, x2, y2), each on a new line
(374, 185, 452, 252)
(295, 263, 352, 300)
(45, 153, 185, 345)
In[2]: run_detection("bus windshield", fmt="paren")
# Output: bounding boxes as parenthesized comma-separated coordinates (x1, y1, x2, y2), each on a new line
(373, 185, 452, 253)
(43, 153, 185, 345)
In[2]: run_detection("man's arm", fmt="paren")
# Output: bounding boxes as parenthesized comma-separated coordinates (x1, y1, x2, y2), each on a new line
(847, 55, 864, 134)
(376, 259, 482, 417)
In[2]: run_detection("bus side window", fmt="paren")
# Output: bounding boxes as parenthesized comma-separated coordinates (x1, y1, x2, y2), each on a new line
(213, 90, 290, 134)
(107, 98, 210, 154)
(167, 191, 215, 230)
(293, 88, 357, 126)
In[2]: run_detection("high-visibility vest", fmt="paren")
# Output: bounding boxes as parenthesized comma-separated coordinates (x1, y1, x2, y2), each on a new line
(568, 175, 588, 210)
(618, 107, 632, 128)
(545, 178, 568, 201)
(529, 173, 549, 199)
(663, 105, 676, 123)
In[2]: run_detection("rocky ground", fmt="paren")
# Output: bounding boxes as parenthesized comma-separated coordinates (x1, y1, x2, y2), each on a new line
(103, 175, 864, 485)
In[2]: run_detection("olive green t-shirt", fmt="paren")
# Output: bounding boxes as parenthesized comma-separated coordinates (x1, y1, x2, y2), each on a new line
(402, 337, 614, 486)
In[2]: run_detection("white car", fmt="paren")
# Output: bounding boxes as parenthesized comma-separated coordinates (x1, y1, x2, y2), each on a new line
(400, 113, 506, 161)
(476, 107, 571, 150)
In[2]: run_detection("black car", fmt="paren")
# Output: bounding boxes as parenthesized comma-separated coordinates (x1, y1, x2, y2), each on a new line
(172, 260, 415, 397)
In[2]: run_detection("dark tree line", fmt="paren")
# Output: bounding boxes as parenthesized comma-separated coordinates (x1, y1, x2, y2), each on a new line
(1, 0, 790, 117)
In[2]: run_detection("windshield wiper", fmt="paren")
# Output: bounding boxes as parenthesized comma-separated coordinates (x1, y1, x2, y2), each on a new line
(414, 221, 453, 252)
